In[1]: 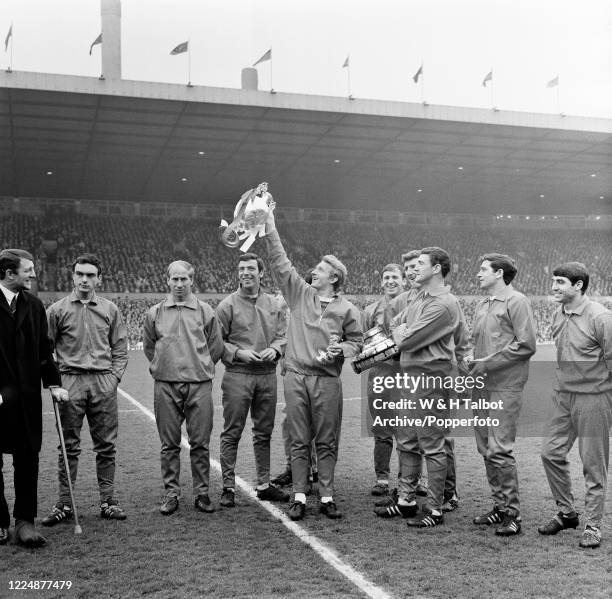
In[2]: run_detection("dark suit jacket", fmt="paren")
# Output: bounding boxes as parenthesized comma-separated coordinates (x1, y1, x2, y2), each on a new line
(0, 290, 61, 454)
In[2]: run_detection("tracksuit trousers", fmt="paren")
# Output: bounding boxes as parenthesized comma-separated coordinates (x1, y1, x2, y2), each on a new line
(474, 387, 524, 516)
(57, 372, 119, 504)
(368, 363, 397, 481)
(284, 371, 342, 497)
(220, 371, 277, 489)
(154, 380, 213, 497)
(541, 391, 612, 528)
(395, 383, 449, 510)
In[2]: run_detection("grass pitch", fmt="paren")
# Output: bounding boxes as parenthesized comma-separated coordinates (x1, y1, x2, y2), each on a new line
(1, 347, 610, 599)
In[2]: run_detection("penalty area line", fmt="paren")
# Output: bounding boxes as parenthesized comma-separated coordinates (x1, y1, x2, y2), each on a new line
(118, 387, 392, 599)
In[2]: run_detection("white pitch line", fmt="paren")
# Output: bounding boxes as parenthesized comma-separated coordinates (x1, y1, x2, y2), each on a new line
(118, 387, 392, 599)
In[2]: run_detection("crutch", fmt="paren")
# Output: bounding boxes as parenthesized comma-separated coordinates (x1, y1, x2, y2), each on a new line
(51, 396, 83, 535)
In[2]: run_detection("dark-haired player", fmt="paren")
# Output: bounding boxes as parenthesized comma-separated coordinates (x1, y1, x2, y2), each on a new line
(390, 247, 471, 527)
(44, 254, 128, 524)
(470, 253, 536, 536)
(539, 262, 612, 548)
(216, 253, 288, 508)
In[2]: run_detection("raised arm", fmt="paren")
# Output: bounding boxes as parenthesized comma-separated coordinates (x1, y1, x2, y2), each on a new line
(263, 206, 310, 309)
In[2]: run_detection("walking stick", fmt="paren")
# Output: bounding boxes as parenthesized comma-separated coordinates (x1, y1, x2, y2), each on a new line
(51, 396, 83, 535)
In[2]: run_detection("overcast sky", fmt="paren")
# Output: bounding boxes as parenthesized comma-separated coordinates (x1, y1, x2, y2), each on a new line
(1, 0, 611, 118)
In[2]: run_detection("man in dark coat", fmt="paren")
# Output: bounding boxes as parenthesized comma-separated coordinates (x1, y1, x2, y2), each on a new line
(0, 249, 65, 548)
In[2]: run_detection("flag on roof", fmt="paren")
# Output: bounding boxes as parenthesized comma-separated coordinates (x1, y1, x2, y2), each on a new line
(4, 24, 12, 52)
(170, 41, 189, 55)
(253, 48, 272, 66)
(546, 76, 559, 88)
(89, 33, 102, 55)
(413, 64, 423, 83)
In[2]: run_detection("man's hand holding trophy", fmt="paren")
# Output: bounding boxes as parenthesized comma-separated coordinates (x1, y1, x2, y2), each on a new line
(316, 334, 343, 365)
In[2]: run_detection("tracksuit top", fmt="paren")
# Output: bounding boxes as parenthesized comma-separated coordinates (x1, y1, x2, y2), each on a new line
(389, 287, 419, 318)
(552, 296, 612, 394)
(265, 229, 363, 377)
(392, 285, 467, 374)
(143, 294, 224, 383)
(362, 295, 395, 336)
(216, 287, 287, 374)
(471, 285, 536, 391)
(47, 291, 128, 380)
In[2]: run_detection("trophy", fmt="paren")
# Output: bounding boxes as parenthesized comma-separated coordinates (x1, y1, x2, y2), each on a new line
(316, 334, 341, 364)
(351, 325, 399, 374)
(220, 182, 274, 252)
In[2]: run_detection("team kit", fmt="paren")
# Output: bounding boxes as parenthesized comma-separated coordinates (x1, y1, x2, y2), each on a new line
(1, 204, 611, 551)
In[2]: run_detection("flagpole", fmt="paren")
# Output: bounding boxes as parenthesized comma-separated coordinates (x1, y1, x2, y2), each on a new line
(187, 39, 191, 86)
(557, 79, 561, 114)
(347, 63, 351, 98)
(490, 66, 494, 108)
(270, 47, 273, 91)
(9, 24, 13, 72)
(420, 61, 425, 104)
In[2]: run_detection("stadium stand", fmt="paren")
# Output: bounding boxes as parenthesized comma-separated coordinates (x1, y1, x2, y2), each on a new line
(3, 213, 611, 296)
(3, 212, 610, 346)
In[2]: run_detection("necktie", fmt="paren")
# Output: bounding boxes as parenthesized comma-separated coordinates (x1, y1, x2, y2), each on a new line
(9, 295, 17, 315)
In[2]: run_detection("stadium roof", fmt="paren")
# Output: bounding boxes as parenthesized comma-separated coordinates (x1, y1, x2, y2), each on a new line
(1, 70, 611, 215)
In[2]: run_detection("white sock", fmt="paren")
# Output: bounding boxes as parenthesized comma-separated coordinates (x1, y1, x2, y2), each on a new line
(256, 484, 269, 491)
(294, 493, 307, 504)
(320, 496, 333, 504)
(377, 479, 389, 486)
(398, 499, 416, 506)
(430, 509, 441, 516)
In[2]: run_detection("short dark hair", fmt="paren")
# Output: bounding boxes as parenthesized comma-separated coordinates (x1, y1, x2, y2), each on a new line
(0, 249, 33, 280)
(552, 262, 589, 294)
(420, 247, 451, 278)
(480, 253, 517, 285)
(382, 263, 403, 277)
(238, 252, 265, 274)
(72, 253, 102, 276)
(401, 250, 420, 263)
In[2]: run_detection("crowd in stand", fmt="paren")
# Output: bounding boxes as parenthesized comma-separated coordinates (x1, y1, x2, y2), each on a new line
(4, 211, 611, 346)
(3, 213, 611, 296)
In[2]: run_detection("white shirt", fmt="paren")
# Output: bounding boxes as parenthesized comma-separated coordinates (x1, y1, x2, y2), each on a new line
(0, 282, 17, 308)
(0, 283, 18, 403)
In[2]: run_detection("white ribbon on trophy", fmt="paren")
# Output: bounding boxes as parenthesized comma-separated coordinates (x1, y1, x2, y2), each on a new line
(220, 182, 274, 252)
